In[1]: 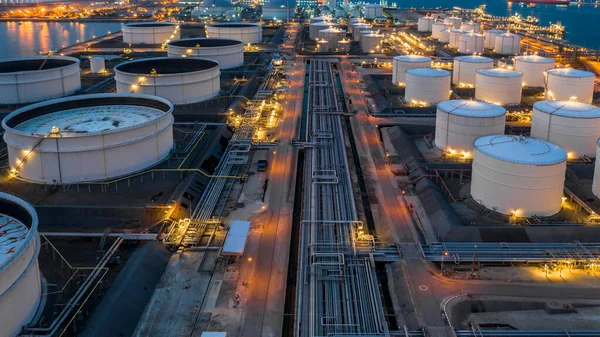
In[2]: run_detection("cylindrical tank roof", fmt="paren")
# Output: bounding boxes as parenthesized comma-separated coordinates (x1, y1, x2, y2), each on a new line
(167, 37, 243, 47)
(546, 68, 594, 78)
(114, 57, 220, 75)
(533, 100, 600, 118)
(393, 55, 431, 63)
(514, 55, 554, 64)
(454, 55, 493, 63)
(473, 135, 567, 165)
(0, 56, 79, 74)
(437, 100, 506, 117)
(477, 68, 522, 78)
(406, 68, 450, 77)
(0, 192, 37, 273)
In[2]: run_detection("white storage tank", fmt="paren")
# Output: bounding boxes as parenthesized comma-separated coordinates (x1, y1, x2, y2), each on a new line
(309, 21, 339, 40)
(361, 33, 384, 53)
(449, 29, 467, 49)
(0, 193, 41, 337)
(435, 100, 506, 156)
(514, 55, 555, 87)
(122, 22, 180, 45)
(431, 22, 450, 40)
(114, 57, 220, 105)
(364, 4, 383, 19)
(592, 141, 600, 198)
(0, 56, 81, 105)
(318, 28, 345, 50)
(471, 135, 567, 217)
(348, 18, 362, 34)
(483, 29, 505, 49)
(460, 21, 481, 33)
(316, 39, 329, 53)
(418, 16, 434, 32)
(545, 68, 595, 104)
(206, 23, 262, 43)
(3, 94, 174, 183)
(392, 55, 432, 86)
(494, 32, 521, 55)
(167, 37, 244, 69)
(453, 55, 493, 87)
(353, 24, 371, 41)
(338, 39, 351, 53)
(439, 29, 451, 43)
(444, 16, 462, 29)
(475, 68, 523, 106)
(531, 100, 600, 158)
(90, 56, 106, 74)
(458, 32, 484, 54)
(405, 68, 451, 105)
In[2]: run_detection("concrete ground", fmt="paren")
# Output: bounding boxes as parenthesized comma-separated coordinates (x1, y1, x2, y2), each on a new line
(449, 265, 600, 285)
(467, 306, 600, 330)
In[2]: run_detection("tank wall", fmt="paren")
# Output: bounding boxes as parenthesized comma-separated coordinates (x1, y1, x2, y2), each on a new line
(361, 36, 383, 53)
(122, 25, 180, 45)
(431, 23, 449, 39)
(435, 112, 506, 153)
(0, 62, 81, 104)
(418, 17, 434, 32)
(475, 73, 523, 105)
(90, 58, 106, 73)
(405, 73, 450, 104)
(545, 74, 594, 104)
(444, 17, 461, 29)
(593, 144, 600, 198)
(458, 35, 484, 54)
(494, 35, 521, 55)
(515, 60, 555, 87)
(453, 59, 493, 86)
(206, 26, 262, 43)
(531, 110, 600, 158)
(439, 30, 450, 43)
(471, 153, 566, 217)
(167, 44, 244, 69)
(483, 31, 502, 49)
(393, 59, 431, 85)
(449, 31, 463, 49)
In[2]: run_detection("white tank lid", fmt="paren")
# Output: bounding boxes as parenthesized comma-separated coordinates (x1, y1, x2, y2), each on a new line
(394, 55, 431, 63)
(406, 67, 451, 77)
(433, 22, 448, 26)
(363, 33, 383, 37)
(533, 100, 600, 118)
(441, 29, 451, 33)
(438, 100, 506, 117)
(547, 68, 595, 78)
(461, 32, 484, 37)
(477, 68, 523, 78)
(498, 32, 520, 37)
(484, 29, 505, 34)
(450, 29, 466, 33)
(353, 24, 371, 28)
(319, 28, 345, 33)
(515, 55, 555, 64)
(0, 214, 29, 266)
(455, 55, 493, 63)
(474, 135, 567, 165)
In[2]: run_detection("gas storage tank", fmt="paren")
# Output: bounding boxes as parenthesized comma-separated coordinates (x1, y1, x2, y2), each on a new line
(392, 55, 432, 86)
(471, 135, 567, 217)
(405, 68, 451, 105)
(167, 38, 244, 69)
(435, 100, 506, 157)
(475, 68, 523, 106)
(309, 22, 338, 40)
(514, 55, 555, 87)
(318, 28, 345, 50)
(443, 16, 461, 29)
(431, 22, 450, 39)
(122, 22, 180, 45)
(449, 29, 467, 49)
(439, 29, 451, 43)
(418, 16, 434, 32)
(206, 23, 262, 43)
(460, 21, 481, 33)
(531, 100, 600, 158)
(494, 32, 521, 55)
(361, 33, 384, 53)
(458, 32, 484, 54)
(545, 68, 595, 104)
(352, 24, 371, 41)
(453, 55, 493, 87)
(0, 192, 41, 337)
(483, 29, 505, 49)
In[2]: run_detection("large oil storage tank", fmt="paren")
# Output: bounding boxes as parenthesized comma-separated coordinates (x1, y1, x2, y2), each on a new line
(364, 4, 383, 19)
(0, 56, 81, 105)
(494, 32, 521, 55)
(352, 24, 371, 41)
(418, 16, 434, 32)
(449, 29, 467, 49)
(592, 141, 600, 198)
(439, 29, 451, 43)
(318, 28, 345, 50)
(309, 21, 339, 40)
(405, 68, 451, 105)
(392, 55, 432, 86)
(361, 33, 383, 53)
(453, 55, 493, 87)
(514, 55, 555, 87)
(471, 135, 567, 217)
(166, 38, 244, 69)
(460, 21, 481, 33)
(206, 23, 262, 43)
(531, 100, 600, 158)
(431, 22, 450, 39)
(2, 94, 174, 183)
(443, 16, 461, 29)
(483, 29, 505, 49)
(458, 32, 484, 54)
(475, 68, 523, 106)
(114, 57, 220, 105)
(435, 100, 506, 156)
(545, 68, 595, 104)
(122, 22, 179, 45)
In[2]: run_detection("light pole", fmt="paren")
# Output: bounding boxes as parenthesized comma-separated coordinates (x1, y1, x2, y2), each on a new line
(441, 251, 449, 275)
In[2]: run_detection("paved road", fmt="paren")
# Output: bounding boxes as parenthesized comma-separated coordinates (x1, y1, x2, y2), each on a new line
(240, 24, 304, 337)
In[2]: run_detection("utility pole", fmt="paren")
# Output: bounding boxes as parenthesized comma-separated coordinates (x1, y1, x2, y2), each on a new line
(468, 245, 479, 280)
